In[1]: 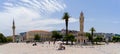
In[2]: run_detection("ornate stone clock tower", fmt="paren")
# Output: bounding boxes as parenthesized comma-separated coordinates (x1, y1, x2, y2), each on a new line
(77, 11, 86, 44)
(80, 11, 84, 36)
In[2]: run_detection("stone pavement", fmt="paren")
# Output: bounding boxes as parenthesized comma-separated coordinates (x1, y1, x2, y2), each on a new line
(0, 42, 120, 54)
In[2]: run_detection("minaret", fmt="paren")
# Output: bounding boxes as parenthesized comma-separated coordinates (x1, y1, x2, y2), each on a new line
(12, 19, 15, 42)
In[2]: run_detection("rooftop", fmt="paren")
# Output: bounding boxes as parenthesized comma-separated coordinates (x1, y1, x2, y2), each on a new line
(28, 30, 50, 33)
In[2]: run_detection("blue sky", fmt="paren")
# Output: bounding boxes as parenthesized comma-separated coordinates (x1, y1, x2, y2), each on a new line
(0, 0, 120, 36)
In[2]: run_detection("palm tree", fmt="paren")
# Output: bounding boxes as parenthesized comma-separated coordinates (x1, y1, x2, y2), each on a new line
(62, 12, 70, 44)
(90, 27, 96, 44)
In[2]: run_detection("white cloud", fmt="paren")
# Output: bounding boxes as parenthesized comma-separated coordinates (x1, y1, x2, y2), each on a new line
(0, 0, 78, 36)
(3, 3, 14, 7)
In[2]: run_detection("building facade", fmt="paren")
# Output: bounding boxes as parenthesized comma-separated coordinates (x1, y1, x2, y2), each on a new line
(94, 33, 115, 41)
(19, 32, 27, 41)
(60, 29, 78, 38)
(26, 30, 52, 41)
(14, 35, 23, 42)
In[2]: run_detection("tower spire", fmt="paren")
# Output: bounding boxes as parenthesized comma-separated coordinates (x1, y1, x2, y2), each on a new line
(13, 19, 15, 28)
(80, 11, 84, 17)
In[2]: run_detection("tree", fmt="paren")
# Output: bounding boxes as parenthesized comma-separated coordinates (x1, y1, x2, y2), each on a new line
(68, 34, 75, 45)
(89, 27, 96, 44)
(6, 36, 13, 42)
(94, 36, 103, 44)
(0, 33, 7, 43)
(112, 36, 120, 42)
(85, 32, 91, 41)
(63, 34, 75, 45)
(62, 12, 70, 44)
(34, 34, 40, 42)
(52, 31, 63, 44)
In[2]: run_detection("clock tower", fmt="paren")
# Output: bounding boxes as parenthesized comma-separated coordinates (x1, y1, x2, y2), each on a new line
(77, 11, 86, 44)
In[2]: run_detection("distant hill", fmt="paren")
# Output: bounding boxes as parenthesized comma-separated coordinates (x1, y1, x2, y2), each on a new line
(115, 34, 120, 36)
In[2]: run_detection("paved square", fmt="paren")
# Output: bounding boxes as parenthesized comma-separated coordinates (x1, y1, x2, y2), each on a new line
(0, 42, 120, 54)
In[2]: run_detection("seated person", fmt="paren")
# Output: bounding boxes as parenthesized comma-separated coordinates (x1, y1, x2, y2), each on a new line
(33, 42, 37, 46)
(58, 43, 65, 50)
